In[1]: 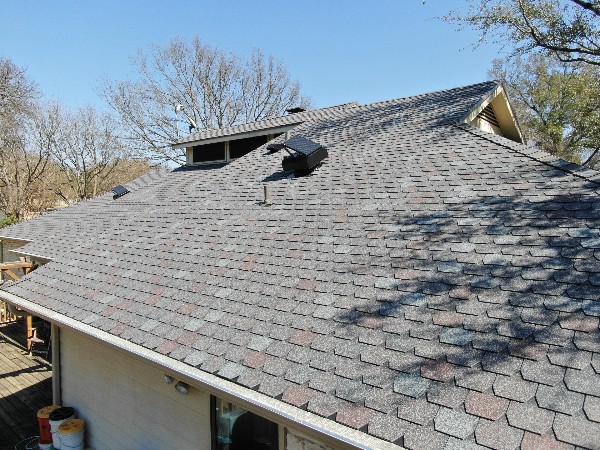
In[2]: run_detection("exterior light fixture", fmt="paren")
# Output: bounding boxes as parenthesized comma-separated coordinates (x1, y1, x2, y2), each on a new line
(175, 381, 189, 395)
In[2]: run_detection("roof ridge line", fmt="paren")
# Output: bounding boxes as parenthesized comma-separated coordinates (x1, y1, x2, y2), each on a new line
(189, 101, 359, 135)
(455, 123, 600, 186)
(358, 80, 498, 111)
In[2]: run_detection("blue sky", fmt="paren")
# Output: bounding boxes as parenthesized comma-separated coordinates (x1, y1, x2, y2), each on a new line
(1, 1, 504, 109)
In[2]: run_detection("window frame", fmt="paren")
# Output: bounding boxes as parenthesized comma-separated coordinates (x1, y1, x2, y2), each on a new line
(210, 395, 280, 450)
(189, 134, 280, 166)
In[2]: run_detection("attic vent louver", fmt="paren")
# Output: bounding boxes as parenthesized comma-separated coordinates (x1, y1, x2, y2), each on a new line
(476, 103, 500, 128)
(111, 185, 129, 199)
(280, 135, 328, 176)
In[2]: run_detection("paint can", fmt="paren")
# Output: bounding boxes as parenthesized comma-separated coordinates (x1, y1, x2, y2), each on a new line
(37, 405, 61, 444)
(49, 407, 75, 449)
(58, 419, 85, 450)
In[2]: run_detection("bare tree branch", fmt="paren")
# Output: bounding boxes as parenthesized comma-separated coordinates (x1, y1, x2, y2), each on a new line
(99, 37, 311, 164)
(446, 0, 600, 66)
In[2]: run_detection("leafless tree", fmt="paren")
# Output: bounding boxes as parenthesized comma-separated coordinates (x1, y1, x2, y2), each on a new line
(38, 103, 141, 201)
(100, 37, 311, 165)
(0, 58, 52, 219)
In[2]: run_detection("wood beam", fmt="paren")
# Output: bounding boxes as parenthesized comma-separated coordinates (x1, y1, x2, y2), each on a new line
(3, 270, 21, 281)
(0, 261, 37, 349)
(0, 262, 34, 271)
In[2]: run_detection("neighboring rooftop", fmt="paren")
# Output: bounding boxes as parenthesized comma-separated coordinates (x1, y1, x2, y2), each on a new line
(2, 81, 600, 449)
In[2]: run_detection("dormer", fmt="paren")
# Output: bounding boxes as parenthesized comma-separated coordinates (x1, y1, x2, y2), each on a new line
(177, 129, 289, 166)
(171, 102, 358, 166)
(462, 83, 524, 143)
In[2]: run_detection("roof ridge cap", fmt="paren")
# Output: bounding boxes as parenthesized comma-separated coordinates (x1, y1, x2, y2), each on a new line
(358, 80, 499, 110)
(185, 101, 359, 136)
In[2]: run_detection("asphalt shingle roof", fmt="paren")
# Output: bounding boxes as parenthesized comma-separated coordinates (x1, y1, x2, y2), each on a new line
(172, 101, 359, 148)
(2, 80, 600, 449)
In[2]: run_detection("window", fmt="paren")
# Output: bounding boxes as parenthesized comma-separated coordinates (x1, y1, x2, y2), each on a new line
(229, 135, 269, 159)
(193, 142, 226, 163)
(190, 133, 285, 165)
(211, 396, 278, 450)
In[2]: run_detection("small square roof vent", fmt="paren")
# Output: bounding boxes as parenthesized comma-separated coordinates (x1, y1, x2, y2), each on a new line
(111, 185, 130, 199)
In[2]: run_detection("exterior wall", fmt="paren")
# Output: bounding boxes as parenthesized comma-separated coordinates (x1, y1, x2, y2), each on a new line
(59, 328, 350, 450)
(470, 117, 503, 137)
(1, 238, 27, 263)
(60, 328, 211, 450)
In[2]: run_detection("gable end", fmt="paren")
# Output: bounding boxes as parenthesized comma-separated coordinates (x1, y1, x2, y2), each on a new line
(462, 83, 524, 144)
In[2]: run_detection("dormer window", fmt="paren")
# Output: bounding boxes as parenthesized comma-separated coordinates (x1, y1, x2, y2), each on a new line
(190, 134, 282, 165)
(192, 142, 226, 163)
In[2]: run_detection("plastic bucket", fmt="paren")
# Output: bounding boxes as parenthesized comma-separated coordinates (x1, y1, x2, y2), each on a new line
(58, 419, 85, 450)
(49, 407, 75, 449)
(37, 405, 61, 444)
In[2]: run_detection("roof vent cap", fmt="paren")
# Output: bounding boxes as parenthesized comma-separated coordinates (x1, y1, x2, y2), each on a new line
(111, 185, 130, 199)
(280, 135, 328, 176)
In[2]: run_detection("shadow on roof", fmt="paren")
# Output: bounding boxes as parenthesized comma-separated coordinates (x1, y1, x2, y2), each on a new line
(172, 162, 228, 172)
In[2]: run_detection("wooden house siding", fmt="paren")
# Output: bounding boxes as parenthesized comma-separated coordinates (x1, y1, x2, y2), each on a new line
(60, 328, 211, 449)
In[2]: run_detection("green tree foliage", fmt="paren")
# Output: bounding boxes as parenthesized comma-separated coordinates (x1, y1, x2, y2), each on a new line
(490, 54, 600, 165)
(448, 0, 600, 66)
(0, 214, 19, 229)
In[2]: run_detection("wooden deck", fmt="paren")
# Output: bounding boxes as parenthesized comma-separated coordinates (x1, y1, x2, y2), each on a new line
(0, 320, 52, 450)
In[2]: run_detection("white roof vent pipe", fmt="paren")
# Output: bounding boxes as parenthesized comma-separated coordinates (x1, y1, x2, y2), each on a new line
(262, 185, 272, 206)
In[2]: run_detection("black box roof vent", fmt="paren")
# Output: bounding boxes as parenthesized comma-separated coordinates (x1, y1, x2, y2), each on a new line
(286, 107, 306, 114)
(111, 185, 130, 199)
(280, 135, 328, 176)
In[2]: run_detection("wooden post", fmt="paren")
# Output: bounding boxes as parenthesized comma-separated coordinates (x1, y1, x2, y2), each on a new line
(26, 315, 33, 353)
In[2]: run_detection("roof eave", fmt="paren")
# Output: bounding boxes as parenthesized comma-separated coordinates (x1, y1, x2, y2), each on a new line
(0, 289, 402, 450)
(0, 235, 32, 243)
(9, 249, 53, 263)
(171, 123, 300, 150)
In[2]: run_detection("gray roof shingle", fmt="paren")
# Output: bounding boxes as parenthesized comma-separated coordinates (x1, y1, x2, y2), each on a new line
(2, 80, 600, 449)
(172, 101, 359, 148)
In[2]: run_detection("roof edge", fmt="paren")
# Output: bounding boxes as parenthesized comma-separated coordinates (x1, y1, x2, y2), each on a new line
(172, 102, 359, 149)
(0, 289, 402, 450)
(0, 237, 53, 262)
(172, 123, 299, 149)
(8, 248, 53, 262)
(0, 236, 32, 243)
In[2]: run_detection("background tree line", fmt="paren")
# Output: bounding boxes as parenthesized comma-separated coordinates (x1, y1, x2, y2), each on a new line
(0, 37, 309, 220)
(0, 58, 152, 220)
